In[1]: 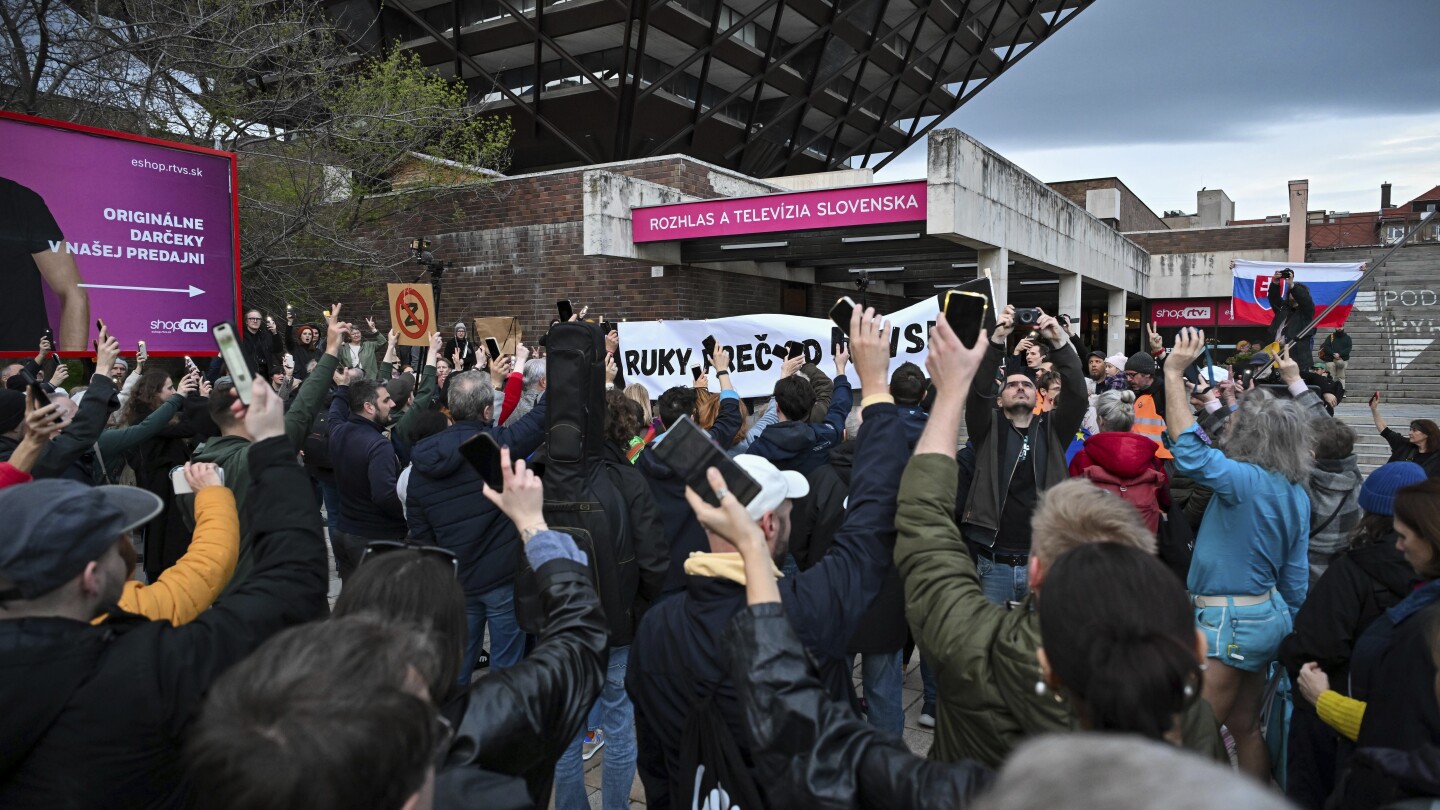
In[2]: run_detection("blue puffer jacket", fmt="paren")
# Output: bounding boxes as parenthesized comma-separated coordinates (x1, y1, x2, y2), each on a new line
(406, 396, 548, 598)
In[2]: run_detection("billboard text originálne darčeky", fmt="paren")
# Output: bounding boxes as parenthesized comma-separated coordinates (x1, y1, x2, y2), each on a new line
(0, 112, 239, 355)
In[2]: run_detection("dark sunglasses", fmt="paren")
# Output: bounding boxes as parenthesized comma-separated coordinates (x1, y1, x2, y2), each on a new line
(362, 541, 459, 575)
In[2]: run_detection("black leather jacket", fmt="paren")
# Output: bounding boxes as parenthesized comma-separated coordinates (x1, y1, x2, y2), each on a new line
(435, 547, 608, 809)
(723, 603, 994, 809)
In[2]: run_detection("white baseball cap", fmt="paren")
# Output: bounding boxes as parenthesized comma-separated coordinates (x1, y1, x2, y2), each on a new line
(733, 454, 810, 520)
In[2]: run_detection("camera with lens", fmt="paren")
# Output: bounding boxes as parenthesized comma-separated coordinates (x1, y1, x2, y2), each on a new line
(1013, 307, 1043, 327)
(410, 238, 435, 266)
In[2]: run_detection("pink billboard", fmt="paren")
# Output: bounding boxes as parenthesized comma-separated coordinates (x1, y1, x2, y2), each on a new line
(1149, 299, 1218, 327)
(0, 111, 239, 356)
(632, 180, 927, 242)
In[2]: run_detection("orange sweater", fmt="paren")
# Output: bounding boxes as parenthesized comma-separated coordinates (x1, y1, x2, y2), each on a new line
(114, 487, 240, 625)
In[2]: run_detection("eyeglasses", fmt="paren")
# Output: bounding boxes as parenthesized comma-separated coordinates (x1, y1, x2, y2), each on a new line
(246, 317, 262, 322)
(362, 540, 459, 575)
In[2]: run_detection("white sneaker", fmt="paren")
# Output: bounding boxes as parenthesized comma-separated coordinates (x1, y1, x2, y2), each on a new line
(918, 712, 936, 729)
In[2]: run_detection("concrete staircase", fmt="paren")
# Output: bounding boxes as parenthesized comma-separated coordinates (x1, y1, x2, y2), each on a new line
(1309, 243, 1440, 407)
(1333, 403, 1401, 475)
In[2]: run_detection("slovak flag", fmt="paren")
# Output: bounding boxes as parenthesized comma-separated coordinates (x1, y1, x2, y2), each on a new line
(1230, 260, 1364, 327)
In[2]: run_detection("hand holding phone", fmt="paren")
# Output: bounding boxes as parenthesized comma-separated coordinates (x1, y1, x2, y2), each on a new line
(702, 335, 717, 364)
(943, 290, 989, 350)
(829, 296, 857, 337)
(212, 322, 254, 405)
(557, 299, 574, 322)
(785, 340, 805, 361)
(1369, 390, 1380, 408)
(170, 463, 226, 495)
(459, 432, 505, 492)
(484, 337, 502, 361)
(649, 415, 761, 509)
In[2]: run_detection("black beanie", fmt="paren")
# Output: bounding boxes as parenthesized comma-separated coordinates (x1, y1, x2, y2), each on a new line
(1125, 352, 1156, 376)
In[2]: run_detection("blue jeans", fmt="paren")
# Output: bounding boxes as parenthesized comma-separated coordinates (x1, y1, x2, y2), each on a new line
(920, 655, 937, 713)
(317, 478, 341, 539)
(854, 651, 904, 736)
(976, 556, 1029, 605)
(554, 646, 635, 810)
(462, 584, 526, 684)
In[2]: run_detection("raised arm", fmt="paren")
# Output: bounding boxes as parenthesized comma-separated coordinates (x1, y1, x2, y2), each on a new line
(897, 319, 993, 670)
(966, 304, 1014, 446)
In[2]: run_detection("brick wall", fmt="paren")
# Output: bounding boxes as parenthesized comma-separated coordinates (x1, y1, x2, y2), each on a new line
(1126, 224, 1288, 254)
(341, 157, 913, 339)
(1047, 178, 1168, 232)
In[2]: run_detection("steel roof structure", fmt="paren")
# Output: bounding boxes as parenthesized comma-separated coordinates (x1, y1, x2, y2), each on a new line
(326, 0, 1092, 175)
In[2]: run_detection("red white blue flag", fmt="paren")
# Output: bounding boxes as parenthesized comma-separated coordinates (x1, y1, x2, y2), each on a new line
(1230, 260, 1364, 327)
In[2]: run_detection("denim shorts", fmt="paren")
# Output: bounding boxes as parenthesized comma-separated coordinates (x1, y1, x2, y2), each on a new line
(1194, 595, 1291, 673)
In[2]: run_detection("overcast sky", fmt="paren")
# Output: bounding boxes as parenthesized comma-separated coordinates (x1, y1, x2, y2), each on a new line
(875, 0, 1440, 220)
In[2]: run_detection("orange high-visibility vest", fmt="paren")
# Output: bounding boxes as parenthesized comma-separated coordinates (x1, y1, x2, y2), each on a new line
(1132, 392, 1172, 460)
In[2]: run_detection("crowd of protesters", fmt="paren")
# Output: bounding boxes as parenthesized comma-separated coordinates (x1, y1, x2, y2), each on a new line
(2, 290, 1439, 810)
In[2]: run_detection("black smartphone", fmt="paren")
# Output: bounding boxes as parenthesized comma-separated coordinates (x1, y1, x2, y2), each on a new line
(28, 379, 50, 406)
(702, 335, 717, 363)
(831, 326, 847, 353)
(943, 290, 989, 349)
(601, 321, 619, 336)
(458, 432, 505, 492)
(785, 340, 805, 360)
(690, 365, 703, 381)
(557, 299, 574, 322)
(829, 296, 856, 336)
(484, 337, 502, 361)
(649, 415, 762, 508)
(1369, 390, 1380, 407)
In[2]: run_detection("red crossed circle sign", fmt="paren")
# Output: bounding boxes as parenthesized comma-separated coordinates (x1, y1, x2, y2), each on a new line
(395, 287, 430, 339)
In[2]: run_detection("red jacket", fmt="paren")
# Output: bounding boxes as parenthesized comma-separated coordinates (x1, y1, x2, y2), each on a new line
(0, 462, 32, 490)
(1069, 431, 1171, 514)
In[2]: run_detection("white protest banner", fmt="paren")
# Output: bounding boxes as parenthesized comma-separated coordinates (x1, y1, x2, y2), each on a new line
(617, 296, 943, 398)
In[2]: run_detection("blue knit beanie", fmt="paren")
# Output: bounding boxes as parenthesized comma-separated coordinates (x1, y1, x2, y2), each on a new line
(1359, 461, 1427, 516)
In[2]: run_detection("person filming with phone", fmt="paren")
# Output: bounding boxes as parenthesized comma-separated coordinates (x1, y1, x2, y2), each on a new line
(959, 304, 1087, 605)
(626, 304, 909, 810)
(1269, 267, 1317, 371)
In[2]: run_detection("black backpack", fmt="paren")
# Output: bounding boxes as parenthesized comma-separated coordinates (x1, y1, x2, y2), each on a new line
(514, 322, 638, 640)
(676, 688, 767, 810)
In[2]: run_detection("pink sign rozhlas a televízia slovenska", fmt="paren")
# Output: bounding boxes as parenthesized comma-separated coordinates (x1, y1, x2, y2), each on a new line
(631, 180, 928, 242)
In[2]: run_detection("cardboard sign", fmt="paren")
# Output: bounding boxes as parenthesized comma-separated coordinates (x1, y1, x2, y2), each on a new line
(388, 283, 436, 347)
(473, 316, 522, 355)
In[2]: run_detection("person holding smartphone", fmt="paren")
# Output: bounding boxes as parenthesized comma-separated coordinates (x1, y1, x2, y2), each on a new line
(626, 304, 909, 809)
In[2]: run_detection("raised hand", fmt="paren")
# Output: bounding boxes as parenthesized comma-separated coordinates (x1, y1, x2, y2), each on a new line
(991, 304, 1017, 344)
(365, 316, 378, 333)
(1277, 344, 1301, 385)
(1167, 327, 1205, 372)
(94, 321, 120, 373)
(428, 332, 444, 364)
(605, 329, 619, 355)
(779, 354, 804, 379)
(515, 342, 531, 367)
(1035, 310, 1065, 349)
(177, 370, 200, 396)
(183, 462, 223, 492)
(229, 376, 286, 441)
(1146, 323, 1164, 353)
(927, 317, 989, 402)
(325, 304, 347, 352)
(48, 364, 69, 390)
(833, 342, 849, 378)
(481, 446, 546, 537)
(847, 304, 892, 395)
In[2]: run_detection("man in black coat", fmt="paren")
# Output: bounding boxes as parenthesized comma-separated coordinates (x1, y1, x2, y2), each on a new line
(0, 380, 328, 808)
(328, 376, 405, 580)
(1269, 268, 1317, 370)
(240, 309, 285, 379)
(626, 307, 907, 810)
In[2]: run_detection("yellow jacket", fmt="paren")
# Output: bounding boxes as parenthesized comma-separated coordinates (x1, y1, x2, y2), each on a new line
(114, 487, 240, 625)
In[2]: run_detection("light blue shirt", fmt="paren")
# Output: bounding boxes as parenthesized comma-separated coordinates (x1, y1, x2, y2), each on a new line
(1171, 423, 1309, 618)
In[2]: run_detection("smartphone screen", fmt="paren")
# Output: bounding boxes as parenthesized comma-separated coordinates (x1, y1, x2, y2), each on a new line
(649, 415, 762, 508)
(943, 290, 988, 349)
(458, 432, 504, 492)
(557, 299, 574, 322)
(212, 322, 254, 405)
(484, 337, 502, 360)
(829, 296, 856, 337)
(691, 365, 703, 381)
(831, 327, 847, 353)
(785, 340, 805, 360)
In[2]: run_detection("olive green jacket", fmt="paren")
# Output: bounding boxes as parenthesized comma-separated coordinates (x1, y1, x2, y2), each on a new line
(894, 452, 1226, 767)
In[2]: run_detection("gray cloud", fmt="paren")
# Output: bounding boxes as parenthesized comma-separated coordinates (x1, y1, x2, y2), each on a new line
(941, 0, 1440, 149)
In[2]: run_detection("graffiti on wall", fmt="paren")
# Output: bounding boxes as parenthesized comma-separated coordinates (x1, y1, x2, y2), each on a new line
(1353, 289, 1440, 373)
